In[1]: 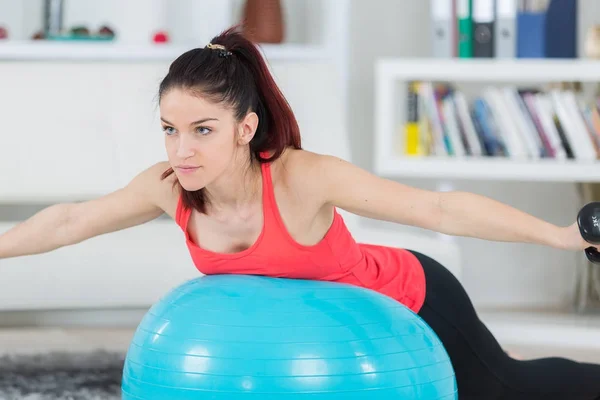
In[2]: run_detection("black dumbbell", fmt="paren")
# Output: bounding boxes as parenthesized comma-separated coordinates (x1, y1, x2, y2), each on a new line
(577, 202, 600, 264)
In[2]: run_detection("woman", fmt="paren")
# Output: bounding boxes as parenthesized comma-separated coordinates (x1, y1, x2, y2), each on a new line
(1, 27, 600, 399)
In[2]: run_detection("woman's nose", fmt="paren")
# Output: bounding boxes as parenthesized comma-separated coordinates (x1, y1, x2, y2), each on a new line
(176, 135, 195, 159)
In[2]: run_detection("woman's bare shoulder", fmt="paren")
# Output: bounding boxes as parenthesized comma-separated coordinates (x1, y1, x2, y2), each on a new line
(138, 161, 181, 219)
(273, 149, 329, 198)
(275, 148, 322, 176)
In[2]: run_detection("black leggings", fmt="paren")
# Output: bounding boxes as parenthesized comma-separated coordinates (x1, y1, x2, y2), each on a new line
(410, 250, 600, 400)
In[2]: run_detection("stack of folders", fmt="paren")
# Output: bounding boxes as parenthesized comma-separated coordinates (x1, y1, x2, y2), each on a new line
(401, 82, 600, 161)
(431, 0, 577, 58)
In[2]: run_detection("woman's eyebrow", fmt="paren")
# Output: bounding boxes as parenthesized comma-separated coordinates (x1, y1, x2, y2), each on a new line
(160, 117, 219, 125)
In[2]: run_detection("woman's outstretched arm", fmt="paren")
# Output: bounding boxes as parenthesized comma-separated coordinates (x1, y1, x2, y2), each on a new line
(314, 154, 587, 251)
(0, 162, 176, 260)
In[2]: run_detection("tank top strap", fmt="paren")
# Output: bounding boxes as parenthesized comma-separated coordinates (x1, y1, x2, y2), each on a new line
(258, 150, 277, 209)
(259, 159, 280, 230)
(259, 154, 306, 247)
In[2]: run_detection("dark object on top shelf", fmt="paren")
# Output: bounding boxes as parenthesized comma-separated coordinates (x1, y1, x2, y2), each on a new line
(545, 0, 577, 58)
(43, 24, 117, 41)
(0, 26, 8, 40)
(70, 25, 90, 37)
(40, 0, 116, 42)
(43, 0, 64, 37)
(32, 30, 45, 40)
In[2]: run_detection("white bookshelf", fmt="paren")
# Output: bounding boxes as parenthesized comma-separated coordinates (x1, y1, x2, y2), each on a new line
(0, 0, 349, 67)
(374, 58, 600, 182)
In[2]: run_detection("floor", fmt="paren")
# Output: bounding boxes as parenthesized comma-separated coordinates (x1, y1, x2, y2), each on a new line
(480, 309, 600, 363)
(0, 327, 135, 355)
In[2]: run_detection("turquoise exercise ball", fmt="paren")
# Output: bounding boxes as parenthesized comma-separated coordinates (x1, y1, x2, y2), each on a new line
(121, 275, 457, 399)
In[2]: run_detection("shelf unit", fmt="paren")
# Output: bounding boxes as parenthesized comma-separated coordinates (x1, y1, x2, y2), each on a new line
(376, 157, 600, 182)
(0, 0, 349, 66)
(374, 58, 600, 182)
(0, 41, 330, 63)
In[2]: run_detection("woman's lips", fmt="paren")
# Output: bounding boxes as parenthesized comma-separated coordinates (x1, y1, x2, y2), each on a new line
(176, 166, 200, 174)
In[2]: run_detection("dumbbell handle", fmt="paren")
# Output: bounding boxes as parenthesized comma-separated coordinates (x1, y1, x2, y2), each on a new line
(577, 202, 600, 264)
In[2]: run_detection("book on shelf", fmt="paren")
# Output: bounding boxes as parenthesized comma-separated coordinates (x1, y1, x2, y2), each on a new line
(431, 0, 577, 59)
(398, 81, 600, 162)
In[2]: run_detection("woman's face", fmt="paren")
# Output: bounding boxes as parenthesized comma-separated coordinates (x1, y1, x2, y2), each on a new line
(160, 88, 256, 191)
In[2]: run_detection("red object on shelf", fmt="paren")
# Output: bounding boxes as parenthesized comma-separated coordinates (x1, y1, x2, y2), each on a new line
(153, 31, 169, 44)
(98, 25, 115, 38)
(0, 26, 8, 40)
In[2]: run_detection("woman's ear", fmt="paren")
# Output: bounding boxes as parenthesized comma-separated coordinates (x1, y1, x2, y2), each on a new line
(237, 112, 259, 145)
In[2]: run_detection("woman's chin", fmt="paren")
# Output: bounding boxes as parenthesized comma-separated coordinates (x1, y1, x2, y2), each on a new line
(176, 176, 205, 192)
(179, 182, 204, 192)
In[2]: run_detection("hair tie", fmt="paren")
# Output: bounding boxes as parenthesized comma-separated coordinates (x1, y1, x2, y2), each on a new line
(206, 43, 232, 58)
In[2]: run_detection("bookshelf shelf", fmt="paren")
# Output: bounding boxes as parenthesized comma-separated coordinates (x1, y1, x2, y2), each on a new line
(0, 41, 330, 63)
(374, 58, 600, 182)
(377, 58, 600, 82)
(376, 157, 600, 182)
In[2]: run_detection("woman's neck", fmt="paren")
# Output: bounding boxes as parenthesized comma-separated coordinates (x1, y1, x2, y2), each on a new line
(204, 158, 262, 213)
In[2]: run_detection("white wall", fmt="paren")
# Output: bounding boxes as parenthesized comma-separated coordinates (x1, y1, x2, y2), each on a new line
(0, 58, 350, 320)
(1, 0, 600, 326)
(348, 0, 600, 310)
(0, 0, 338, 323)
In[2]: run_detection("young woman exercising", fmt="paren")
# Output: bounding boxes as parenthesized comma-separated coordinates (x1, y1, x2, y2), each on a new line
(2, 28, 600, 399)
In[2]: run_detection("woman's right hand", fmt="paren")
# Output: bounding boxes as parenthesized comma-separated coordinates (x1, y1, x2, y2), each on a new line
(574, 202, 600, 264)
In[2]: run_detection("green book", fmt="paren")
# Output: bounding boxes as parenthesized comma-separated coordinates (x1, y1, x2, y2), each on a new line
(457, 0, 473, 58)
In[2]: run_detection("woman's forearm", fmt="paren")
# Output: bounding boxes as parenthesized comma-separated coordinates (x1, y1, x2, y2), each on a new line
(437, 191, 565, 249)
(0, 203, 73, 259)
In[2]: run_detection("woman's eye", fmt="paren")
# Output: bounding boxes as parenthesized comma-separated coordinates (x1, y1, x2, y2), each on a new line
(162, 126, 176, 135)
(196, 126, 212, 135)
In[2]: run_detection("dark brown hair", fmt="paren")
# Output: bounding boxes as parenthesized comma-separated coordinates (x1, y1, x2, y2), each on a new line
(159, 26, 301, 213)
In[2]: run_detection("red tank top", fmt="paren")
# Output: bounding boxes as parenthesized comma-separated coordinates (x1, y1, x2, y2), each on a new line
(175, 160, 426, 313)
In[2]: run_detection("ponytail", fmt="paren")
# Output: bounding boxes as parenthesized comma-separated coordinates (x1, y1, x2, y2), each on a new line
(215, 27, 301, 162)
(158, 25, 302, 213)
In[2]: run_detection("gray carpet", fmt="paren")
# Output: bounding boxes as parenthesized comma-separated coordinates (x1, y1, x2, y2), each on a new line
(0, 351, 124, 399)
